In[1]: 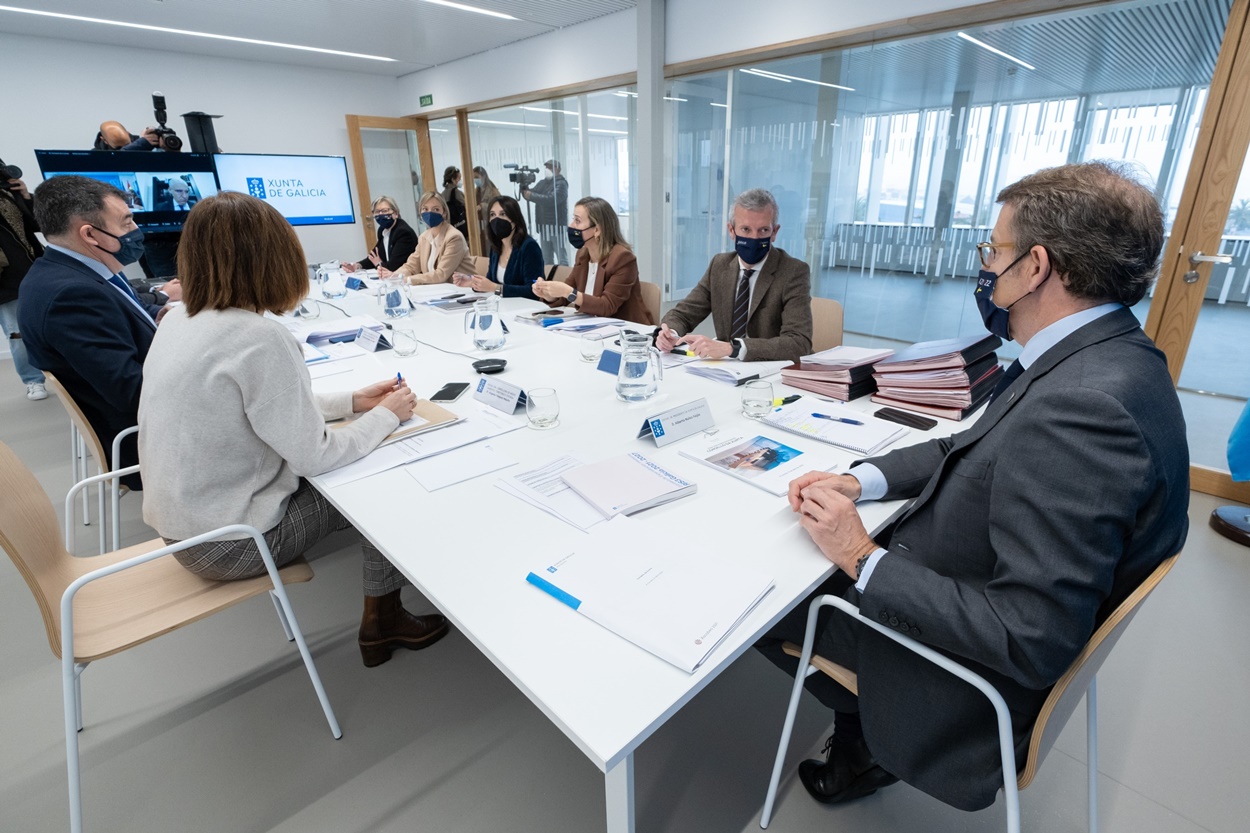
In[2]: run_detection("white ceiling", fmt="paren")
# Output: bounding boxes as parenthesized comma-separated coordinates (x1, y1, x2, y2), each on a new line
(0, 0, 636, 77)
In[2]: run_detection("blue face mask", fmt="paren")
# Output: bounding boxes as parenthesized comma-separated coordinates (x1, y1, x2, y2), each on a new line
(91, 225, 146, 267)
(473, 177, 483, 189)
(375, 215, 395, 230)
(567, 226, 586, 249)
(421, 211, 444, 229)
(974, 251, 1037, 342)
(734, 234, 771, 265)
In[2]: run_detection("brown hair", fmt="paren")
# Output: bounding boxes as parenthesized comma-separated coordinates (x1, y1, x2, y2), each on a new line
(996, 161, 1163, 306)
(178, 191, 308, 316)
(575, 196, 629, 262)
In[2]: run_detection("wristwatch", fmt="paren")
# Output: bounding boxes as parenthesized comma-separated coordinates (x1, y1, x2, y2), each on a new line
(565, 290, 579, 306)
(729, 339, 743, 359)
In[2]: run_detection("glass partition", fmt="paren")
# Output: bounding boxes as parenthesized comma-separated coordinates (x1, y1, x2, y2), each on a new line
(668, 0, 1232, 361)
(360, 128, 422, 226)
(467, 86, 637, 267)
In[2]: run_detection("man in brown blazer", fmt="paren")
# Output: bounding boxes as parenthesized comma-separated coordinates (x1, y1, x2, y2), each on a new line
(658, 188, 812, 363)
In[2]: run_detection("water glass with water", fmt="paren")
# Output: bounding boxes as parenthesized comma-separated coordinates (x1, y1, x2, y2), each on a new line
(526, 388, 560, 430)
(741, 380, 774, 419)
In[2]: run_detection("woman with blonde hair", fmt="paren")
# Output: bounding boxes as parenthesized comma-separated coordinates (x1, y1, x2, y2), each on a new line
(533, 196, 655, 325)
(379, 191, 478, 285)
(342, 195, 418, 273)
(139, 191, 449, 668)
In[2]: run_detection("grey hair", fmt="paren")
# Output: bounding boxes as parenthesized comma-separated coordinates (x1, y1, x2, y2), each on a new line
(370, 195, 400, 216)
(732, 188, 779, 225)
(996, 161, 1163, 306)
(33, 175, 126, 238)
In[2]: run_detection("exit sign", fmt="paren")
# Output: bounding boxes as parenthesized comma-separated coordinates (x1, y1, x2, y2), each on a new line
(419, 94, 433, 107)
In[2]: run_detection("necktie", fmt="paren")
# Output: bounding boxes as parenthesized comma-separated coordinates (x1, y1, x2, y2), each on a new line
(107, 273, 140, 303)
(730, 268, 755, 341)
(989, 359, 1024, 403)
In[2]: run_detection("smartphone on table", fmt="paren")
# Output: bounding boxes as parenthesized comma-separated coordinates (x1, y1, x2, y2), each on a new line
(431, 382, 470, 403)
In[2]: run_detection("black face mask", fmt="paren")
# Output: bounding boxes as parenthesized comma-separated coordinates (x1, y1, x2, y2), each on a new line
(567, 226, 586, 249)
(91, 225, 146, 267)
(973, 251, 1043, 342)
(489, 217, 513, 240)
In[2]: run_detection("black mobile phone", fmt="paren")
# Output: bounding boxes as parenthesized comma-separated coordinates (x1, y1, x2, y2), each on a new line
(874, 406, 939, 431)
(431, 382, 470, 402)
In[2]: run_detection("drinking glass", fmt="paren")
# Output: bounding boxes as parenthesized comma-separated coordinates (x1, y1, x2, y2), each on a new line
(741, 379, 774, 419)
(578, 334, 603, 363)
(295, 298, 320, 320)
(321, 270, 348, 299)
(526, 387, 560, 430)
(391, 327, 418, 357)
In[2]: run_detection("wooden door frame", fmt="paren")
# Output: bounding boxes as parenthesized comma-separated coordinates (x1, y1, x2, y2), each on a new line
(1143, 0, 1250, 500)
(344, 115, 432, 252)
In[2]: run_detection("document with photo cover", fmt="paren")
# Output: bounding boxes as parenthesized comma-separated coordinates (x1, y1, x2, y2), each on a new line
(678, 434, 838, 496)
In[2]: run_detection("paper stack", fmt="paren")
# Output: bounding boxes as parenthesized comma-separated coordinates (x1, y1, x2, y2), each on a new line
(869, 334, 1004, 420)
(779, 346, 895, 401)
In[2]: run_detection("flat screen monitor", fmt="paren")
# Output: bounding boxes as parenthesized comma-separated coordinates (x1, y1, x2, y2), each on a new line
(34, 149, 219, 233)
(213, 153, 355, 226)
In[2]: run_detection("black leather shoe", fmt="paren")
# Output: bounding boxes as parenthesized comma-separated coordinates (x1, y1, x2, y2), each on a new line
(798, 734, 899, 804)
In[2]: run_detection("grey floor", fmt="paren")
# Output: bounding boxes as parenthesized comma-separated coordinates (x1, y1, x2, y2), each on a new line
(0, 357, 1247, 833)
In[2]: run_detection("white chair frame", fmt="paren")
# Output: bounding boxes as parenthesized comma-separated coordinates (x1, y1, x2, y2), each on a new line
(60, 465, 342, 833)
(759, 594, 1097, 833)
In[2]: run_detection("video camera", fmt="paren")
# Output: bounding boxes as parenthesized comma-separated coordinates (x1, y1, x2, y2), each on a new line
(0, 157, 21, 180)
(150, 92, 184, 152)
(503, 163, 539, 189)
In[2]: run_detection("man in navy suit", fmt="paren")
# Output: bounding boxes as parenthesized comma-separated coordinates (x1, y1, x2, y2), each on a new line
(18, 175, 166, 484)
(758, 161, 1189, 812)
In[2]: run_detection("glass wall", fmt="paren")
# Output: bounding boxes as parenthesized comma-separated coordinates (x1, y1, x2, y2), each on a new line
(359, 127, 422, 225)
(667, 0, 1233, 361)
(466, 86, 637, 268)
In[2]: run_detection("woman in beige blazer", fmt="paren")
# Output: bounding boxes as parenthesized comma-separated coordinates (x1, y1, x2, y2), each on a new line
(378, 191, 477, 285)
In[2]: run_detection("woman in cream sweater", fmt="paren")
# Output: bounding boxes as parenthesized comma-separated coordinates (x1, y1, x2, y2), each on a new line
(139, 191, 449, 668)
(378, 191, 477, 285)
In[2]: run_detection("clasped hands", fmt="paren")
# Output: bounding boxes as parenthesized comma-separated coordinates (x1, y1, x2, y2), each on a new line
(453, 272, 499, 293)
(787, 471, 878, 580)
(532, 279, 574, 303)
(655, 323, 734, 359)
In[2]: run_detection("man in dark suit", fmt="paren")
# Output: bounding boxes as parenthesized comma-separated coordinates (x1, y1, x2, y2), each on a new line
(521, 159, 569, 266)
(657, 188, 812, 364)
(18, 175, 165, 484)
(757, 161, 1189, 812)
(154, 178, 198, 212)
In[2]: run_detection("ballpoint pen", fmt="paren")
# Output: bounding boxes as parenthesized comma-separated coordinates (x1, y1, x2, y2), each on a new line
(396, 372, 404, 386)
(811, 412, 863, 426)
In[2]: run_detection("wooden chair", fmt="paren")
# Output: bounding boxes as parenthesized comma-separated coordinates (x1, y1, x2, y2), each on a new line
(640, 281, 662, 324)
(43, 373, 135, 554)
(0, 441, 341, 833)
(810, 297, 845, 352)
(545, 264, 573, 284)
(473, 255, 490, 277)
(760, 553, 1181, 833)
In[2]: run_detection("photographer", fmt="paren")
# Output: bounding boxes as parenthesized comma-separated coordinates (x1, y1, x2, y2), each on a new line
(0, 159, 48, 400)
(93, 120, 180, 153)
(521, 159, 569, 266)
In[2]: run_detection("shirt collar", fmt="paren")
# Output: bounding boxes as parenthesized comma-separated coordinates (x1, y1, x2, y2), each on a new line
(47, 243, 116, 281)
(738, 252, 770, 273)
(1018, 302, 1122, 369)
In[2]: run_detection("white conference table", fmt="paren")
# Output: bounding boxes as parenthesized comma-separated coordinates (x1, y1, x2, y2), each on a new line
(303, 287, 958, 833)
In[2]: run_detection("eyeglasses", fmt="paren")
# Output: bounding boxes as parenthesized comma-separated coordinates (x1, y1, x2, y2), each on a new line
(975, 241, 1015, 269)
(372, 211, 396, 219)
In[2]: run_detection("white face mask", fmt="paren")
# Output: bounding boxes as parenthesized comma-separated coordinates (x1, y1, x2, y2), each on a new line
(544, 170, 554, 179)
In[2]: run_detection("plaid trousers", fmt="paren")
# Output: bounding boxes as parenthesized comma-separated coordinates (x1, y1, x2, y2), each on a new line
(168, 479, 408, 596)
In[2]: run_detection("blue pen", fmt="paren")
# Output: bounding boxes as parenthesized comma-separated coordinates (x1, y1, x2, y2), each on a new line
(812, 412, 863, 426)
(396, 372, 403, 386)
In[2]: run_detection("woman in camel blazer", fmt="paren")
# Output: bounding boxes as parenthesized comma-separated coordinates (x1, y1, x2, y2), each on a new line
(378, 191, 478, 285)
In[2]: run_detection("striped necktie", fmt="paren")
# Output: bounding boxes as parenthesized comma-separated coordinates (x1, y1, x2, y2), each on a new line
(989, 359, 1024, 403)
(730, 268, 755, 341)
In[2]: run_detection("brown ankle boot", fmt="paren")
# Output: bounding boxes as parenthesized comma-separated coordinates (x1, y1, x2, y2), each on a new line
(358, 590, 450, 667)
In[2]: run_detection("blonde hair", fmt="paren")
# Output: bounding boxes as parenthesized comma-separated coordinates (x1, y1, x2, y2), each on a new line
(418, 191, 449, 218)
(575, 196, 629, 262)
(370, 195, 399, 216)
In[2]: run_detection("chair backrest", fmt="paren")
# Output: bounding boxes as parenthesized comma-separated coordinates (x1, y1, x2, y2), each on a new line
(44, 373, 110, 474)
(473, 255, 489, 277)
(640, 281, 661, 324)
(810, 297, 845, 352)
(1017, 551, 1181, 788)
(546, 264, 573, 284)
(0, 441, 79, 656)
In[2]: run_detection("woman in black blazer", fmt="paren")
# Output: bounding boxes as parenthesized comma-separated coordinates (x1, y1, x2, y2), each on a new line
(457, 195, 544, 300)
(342, 196, 418, 272)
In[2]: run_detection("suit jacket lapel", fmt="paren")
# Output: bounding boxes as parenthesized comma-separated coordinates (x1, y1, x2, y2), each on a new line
(748, 252, 780, 319)
(49, 252, 156, 331)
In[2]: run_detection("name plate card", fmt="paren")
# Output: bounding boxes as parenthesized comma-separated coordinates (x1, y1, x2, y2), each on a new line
(345, 276, 367, 291)
(474, 377, 527, 414)
(355, 327, 391, 352)
(636, 398, 715, 448)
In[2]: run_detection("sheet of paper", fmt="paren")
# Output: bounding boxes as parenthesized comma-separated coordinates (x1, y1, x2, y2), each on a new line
(495, 456, 605, 531)
(406, 443, 515, 490)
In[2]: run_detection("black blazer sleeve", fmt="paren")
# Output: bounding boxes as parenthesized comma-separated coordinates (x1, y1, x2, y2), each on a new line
(380, 220, 419, 271)
(500, 236, 544, 300)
